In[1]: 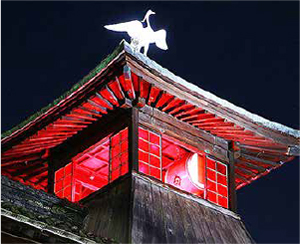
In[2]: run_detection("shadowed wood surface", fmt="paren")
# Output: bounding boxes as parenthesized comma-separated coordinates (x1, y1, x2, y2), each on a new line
(82, 173, 254, 243)
(131, 174, 255, 244)
(83, 176, 132, 243)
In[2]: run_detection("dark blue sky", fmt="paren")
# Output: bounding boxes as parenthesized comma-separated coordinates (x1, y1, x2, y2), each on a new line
(2, 2, 299, 243)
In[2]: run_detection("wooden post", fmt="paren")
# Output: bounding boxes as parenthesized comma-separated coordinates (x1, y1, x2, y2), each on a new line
(128, 107, 139, 173)
(47, 158, 55, 194)
(228, 141, 237, 212)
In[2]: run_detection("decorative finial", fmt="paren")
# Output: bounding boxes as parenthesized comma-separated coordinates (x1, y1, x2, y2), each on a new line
(104, 10, 168, 56)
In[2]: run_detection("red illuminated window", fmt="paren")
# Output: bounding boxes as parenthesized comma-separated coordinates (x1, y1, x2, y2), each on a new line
(54, 163, 73, 201)
(206, 157, 228, 208)
(138, 127, 162, 180)
(54, 128, 129, 202)
(110, 128, 129, 181)
(137, 126, 229, 209)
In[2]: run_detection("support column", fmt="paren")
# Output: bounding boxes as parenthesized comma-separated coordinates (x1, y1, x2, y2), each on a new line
(128, 107, 139, 173)
(228, 141, 237, 212)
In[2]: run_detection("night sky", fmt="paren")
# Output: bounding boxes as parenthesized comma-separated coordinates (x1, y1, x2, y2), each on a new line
(2, 2, 299, 243)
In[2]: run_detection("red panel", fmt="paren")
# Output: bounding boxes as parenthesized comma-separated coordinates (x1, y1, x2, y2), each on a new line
(218, 195, 228, 208)
(155, 93, 174, 109)
(207, 158, 216, 170)
(131, 72, 140, 92)
(207, 191, 217, 203)
(147, 86, 161, 105)
(207, 169, 216, 181)
(119, 73, 136, 99)
(100, 88, 119, 106)
(140, 80, 150, 99)
(217, 162, 226, 175)
(218, 184, 228, 197)
(108, 80, 125, 100)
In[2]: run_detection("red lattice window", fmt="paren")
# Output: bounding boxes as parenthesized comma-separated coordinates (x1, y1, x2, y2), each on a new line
(138, 127, 162, 180)
(54, 163, 73, 201)
(110, 128, 129, 181)
(206, 157, 228, 208)
(54, 128, 129, 202)
(137, 127, 229, 209)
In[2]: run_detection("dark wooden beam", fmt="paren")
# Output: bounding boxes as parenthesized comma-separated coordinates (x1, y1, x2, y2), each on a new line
(128, 107, 139, 173)
(241, 153, 281, 167)
(23, 166, 48, 181)
(235, 173, 250, 184)
(235, 165, 256, 177)
(139, 105, 229, 162)
(35, 174, 48, 185)
(235, 159, 266, 173)
(11, 161, 45, 177)
(228, 142, 237, 212)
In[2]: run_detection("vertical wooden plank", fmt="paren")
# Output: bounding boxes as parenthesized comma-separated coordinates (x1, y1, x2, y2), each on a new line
(173, 193, 198, 243)
(228, 141, 237, 212)
(128, 107, 139, 173)
(150, 183, 168, 243)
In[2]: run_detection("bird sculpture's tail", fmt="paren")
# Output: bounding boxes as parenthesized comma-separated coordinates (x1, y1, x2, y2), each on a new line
(154, 29, 168, 50)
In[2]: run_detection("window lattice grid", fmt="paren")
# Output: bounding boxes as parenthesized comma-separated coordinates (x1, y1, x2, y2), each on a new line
(138, 127, 162, 180)
(110, 128, 129, 181)
(54, 162, 73, 201)
(205, 157, 228, 208)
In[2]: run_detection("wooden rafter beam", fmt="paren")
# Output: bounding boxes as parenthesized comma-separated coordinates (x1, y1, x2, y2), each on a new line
(241, 153, 282, 167)
(9, 139, 65, 152)
(235, 164, 256, 177)
(1, 150, 45, 163)
(180, 111, 206, 121)
(162, 98, 184, 113)
(235, 173, 250, 184)
(169, 103, 194, 116)
(115, 76, 126, 99)
(34, 175, 48, 185)
(192, 117, 224, 125)
(175, 107, 202, 118)
(77, 106, 103, 118)
(95, 92, 114, 110)
(57, 118, 92, 125)
(235, 159, 266, 173)
(155, 92, 174, 109)
(104, 85, 119, 106)
(23, 166, 48, 181)
(87, 99, 108, 114)
(11, 161, 45, 177)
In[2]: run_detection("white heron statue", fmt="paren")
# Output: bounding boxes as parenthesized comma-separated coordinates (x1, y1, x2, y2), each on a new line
(104, 10, 168, 56)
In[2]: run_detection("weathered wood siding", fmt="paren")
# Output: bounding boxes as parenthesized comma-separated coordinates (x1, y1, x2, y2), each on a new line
(82, 173, 254, 243)
(83, 176, 132, 243)
(131, 174, 255, 244)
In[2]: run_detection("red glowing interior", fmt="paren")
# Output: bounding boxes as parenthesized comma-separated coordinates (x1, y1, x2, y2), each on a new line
(138, 127, 228, 208)
(54, 128, 128, 202)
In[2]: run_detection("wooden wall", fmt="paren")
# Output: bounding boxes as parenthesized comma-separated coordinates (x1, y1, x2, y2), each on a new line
(83, 173, 254, 243)
(82, 175, 132, 243)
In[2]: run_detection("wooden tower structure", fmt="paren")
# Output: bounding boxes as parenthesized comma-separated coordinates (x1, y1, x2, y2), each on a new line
(2, 40, 299, 243)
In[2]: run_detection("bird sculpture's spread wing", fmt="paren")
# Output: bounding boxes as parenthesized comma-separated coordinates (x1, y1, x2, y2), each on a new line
(154, 29, 168, 50)
(104, 20, 144, 40)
